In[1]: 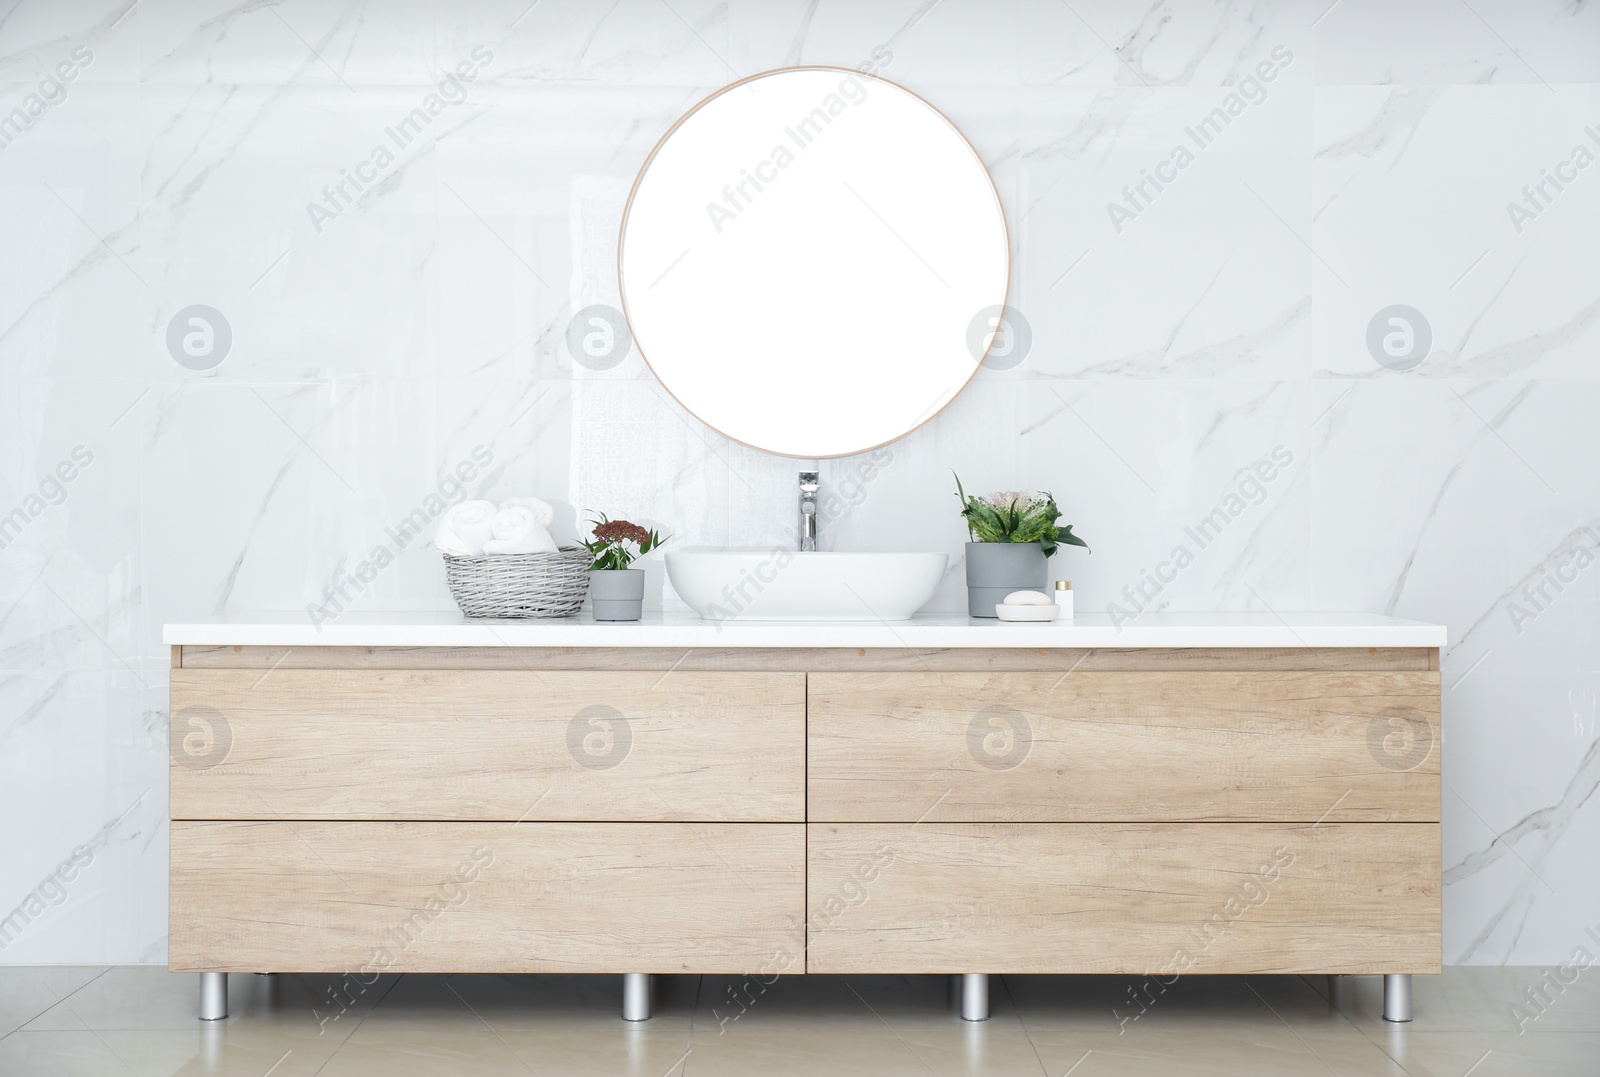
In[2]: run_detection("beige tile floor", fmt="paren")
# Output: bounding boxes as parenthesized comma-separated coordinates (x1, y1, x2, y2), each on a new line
(0, 967, 1595, 1076)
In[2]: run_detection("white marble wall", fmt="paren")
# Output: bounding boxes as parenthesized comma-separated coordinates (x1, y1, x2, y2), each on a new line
(1, 0, 1596, 966)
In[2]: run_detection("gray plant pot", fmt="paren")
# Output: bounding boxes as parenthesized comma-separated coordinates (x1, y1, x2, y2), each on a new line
(964, 541, 1047, 617)
(589, 568, 645, 621)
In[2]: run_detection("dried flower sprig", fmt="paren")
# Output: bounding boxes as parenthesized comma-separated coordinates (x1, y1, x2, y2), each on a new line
(583, 513, 666, 571)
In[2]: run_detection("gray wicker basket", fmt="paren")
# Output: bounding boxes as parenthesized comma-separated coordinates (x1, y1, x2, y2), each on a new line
(443, 547, 592, 618)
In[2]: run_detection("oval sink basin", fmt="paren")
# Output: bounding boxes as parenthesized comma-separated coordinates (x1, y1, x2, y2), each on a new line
(665, 547, 948, 622)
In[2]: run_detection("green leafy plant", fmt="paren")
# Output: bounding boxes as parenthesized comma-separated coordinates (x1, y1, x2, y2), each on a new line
(583, 514, 666, 571)
(953, 472, 1089, 557)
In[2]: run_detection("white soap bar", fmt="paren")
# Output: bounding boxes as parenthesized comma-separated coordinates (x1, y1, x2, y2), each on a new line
(996, 604, 1058, 622)
(1002, 590, 1052, 606)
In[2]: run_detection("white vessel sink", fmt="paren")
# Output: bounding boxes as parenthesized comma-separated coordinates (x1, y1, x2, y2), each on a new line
(665, 547, 948, 622)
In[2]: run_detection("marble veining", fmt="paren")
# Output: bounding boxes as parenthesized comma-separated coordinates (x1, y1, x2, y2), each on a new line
(0, 0, 1595, 966)
(1444, 735, 1600, 962)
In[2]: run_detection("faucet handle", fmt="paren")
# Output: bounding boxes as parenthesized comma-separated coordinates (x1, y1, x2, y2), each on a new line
(798, 471, 820, 551)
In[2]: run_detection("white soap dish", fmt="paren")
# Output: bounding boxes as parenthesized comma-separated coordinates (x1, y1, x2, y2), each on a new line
(995, 604, 1059, 622)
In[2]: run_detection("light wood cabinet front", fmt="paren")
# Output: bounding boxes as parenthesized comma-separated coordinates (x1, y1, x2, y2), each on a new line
(808, 671, 1440, 822)
(170, 670, 805, 821)
(168, 645, 1443, 984)
(806, 822, 1440, 975)
(170, 821, 805, 973)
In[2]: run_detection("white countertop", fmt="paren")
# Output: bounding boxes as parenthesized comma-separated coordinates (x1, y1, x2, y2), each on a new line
(164, 610, 1446, 649)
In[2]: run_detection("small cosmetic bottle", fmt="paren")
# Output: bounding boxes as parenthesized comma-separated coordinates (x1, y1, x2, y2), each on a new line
(1054, 580, 1074, 620)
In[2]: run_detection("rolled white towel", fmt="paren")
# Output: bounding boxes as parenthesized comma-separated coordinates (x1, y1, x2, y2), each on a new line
(499, 496, 554, 529)
(434, 519, 475, 557)
(433, 505, 475, 556)
(437, 499, 498, 556)
(482, 505, 558, 555)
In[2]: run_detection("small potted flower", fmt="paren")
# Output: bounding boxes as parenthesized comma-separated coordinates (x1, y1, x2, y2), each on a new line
(583, 515, 666, 621)
(954, 473, 1088, 617)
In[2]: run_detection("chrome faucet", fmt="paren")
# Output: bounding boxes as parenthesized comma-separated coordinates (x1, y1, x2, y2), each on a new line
(799, 471, 819, 551)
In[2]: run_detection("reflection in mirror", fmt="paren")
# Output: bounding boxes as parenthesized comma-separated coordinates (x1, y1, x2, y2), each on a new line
(620, 67, 1010, 458)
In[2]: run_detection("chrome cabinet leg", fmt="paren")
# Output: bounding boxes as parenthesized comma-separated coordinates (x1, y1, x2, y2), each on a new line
(199, 972, 228, 1021)
(958, 973, 989, 1022)
(622, 973, 651, 1021)
(1383, 974, 1412, 1023)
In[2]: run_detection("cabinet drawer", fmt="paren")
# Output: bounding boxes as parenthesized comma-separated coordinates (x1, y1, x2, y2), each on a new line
(806, 822, 1439, 975)
(808, 671, 1439, 822)
(170, 670, 804, 821)
(170, 821, 804, 973)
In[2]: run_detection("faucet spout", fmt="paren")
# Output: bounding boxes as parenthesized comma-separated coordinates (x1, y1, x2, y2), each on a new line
(799, 471, 820, 552)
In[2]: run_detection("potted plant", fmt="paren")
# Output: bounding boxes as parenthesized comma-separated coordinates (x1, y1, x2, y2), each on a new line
(583, 515, 666, 622)
(954, 473, 1088, 617)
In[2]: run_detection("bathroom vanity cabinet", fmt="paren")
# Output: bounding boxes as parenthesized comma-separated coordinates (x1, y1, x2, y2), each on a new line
(165, 613, 1444, 1022)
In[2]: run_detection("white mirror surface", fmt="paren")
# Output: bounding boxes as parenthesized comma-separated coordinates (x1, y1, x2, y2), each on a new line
(619, 67, 1009, 458)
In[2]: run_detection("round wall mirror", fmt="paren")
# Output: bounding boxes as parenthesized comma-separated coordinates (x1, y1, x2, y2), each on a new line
(619, 67, 1010, 459)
